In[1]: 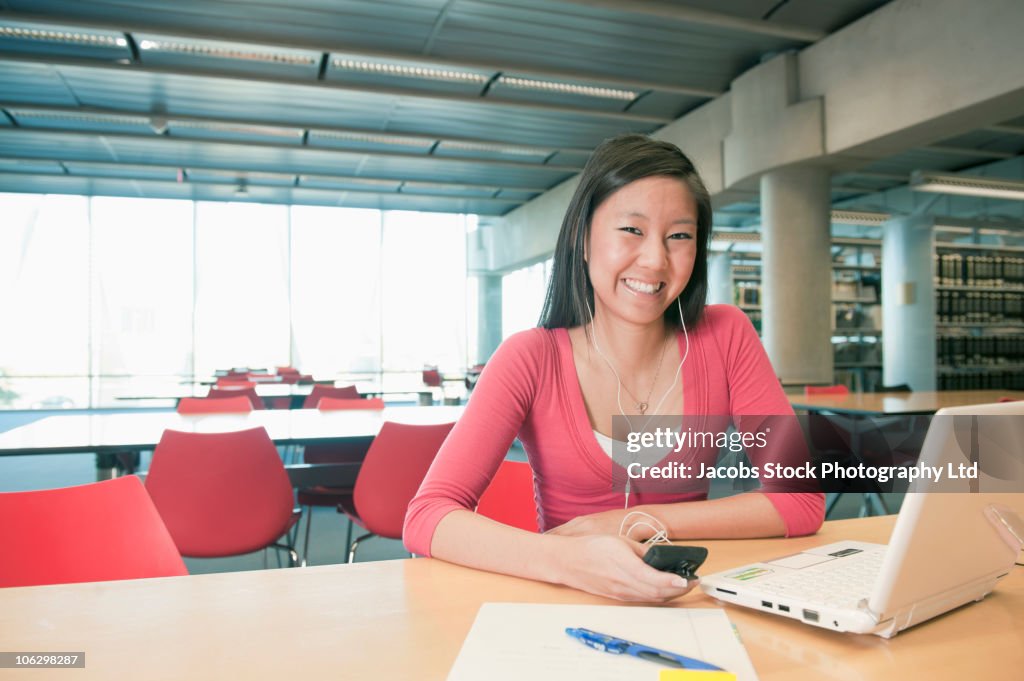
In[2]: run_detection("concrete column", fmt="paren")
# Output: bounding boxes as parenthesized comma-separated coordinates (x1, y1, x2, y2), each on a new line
(477, 274, 503, 363)
(708, 252, 733, 306)
(882, 216, 936, 390)
(761, 165, 834, 385)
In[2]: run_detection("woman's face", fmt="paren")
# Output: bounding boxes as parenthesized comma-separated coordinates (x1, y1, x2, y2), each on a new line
(586, 175, 698, 328)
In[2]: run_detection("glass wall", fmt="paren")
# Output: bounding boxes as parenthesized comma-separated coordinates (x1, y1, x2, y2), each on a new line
(502, 259, 552, 340)
(0, 193, 473, 409)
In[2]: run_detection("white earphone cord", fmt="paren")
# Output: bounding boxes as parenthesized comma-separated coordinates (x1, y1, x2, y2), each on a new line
(587, 296, 690, 509)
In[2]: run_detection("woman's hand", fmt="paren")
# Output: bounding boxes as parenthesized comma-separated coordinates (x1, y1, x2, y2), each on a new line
(554, 535, 696, 602)
(546, 508, 659, 541)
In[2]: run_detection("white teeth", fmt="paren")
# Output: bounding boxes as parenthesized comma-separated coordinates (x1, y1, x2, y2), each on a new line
(624, 278, 662, 294)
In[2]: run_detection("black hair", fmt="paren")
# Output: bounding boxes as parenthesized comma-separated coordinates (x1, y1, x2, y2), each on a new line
(538, 133, 712, 330)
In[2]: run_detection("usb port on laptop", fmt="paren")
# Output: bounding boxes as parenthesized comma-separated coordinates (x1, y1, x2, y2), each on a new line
(761, 601, 772, 608)
(778, 604, 790, 612)
(803, 609, 820, 622)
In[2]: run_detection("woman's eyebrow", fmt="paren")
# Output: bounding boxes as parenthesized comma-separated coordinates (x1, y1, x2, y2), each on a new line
(620, 211, 695, 225)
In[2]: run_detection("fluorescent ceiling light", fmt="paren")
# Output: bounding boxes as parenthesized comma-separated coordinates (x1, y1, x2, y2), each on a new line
(0, 22, 127, 47)
(496, 76, 636, 101)
(170, 120, 303, 139)
(332, 58, 488, 84)
(7, 108, 149, 127)
(830, 210, 891, 226)
(910, 171, 1024, 201)
(138, 37, 318, 66)
(311, 130, 435, 148)
(441, 140, 550, 157)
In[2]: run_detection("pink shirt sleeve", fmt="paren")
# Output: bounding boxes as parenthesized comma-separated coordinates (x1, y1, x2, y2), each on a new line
(707, 306, 824, 537)
(403, 330, 544, 556)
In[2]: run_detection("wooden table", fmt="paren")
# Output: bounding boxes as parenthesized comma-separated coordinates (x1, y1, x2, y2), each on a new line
(0, 406, 464, 482)
(789, 390, 1024, 415)
(1, 516, 1020, 680)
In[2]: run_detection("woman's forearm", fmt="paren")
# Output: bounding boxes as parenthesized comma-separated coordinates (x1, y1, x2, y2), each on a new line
(428, 508, 571, 584)
(640, 492, 787, 539)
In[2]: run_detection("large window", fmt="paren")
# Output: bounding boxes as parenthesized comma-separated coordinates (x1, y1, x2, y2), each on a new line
(0, 195, 89, 408)
(382, 211, 468, 373)
(502, 259, 552, 340)
(194, 202, 291, 375)
(0, 193, 475, 409)
(290, 206, 381, 375)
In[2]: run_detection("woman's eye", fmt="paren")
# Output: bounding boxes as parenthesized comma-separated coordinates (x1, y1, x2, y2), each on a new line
(668, 231, 694, 240)
(619, 226, 642, 235)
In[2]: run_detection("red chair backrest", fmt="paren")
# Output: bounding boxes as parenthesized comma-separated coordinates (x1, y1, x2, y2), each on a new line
(207, 386, 264, 409)
(354, 421, 454, 540)
(318, 397, 385, 411)
(0, 476, 187, 587)
(216, 378, 256, 388)
(302, 384, 361, 408)
(422, 369, 442, 387)
(145, 427, 295, 558)
(804, 385, 850, 396)
(177, 395, 253, 414)
(276, 366, 300, 375)
(477, 460, 538, 532)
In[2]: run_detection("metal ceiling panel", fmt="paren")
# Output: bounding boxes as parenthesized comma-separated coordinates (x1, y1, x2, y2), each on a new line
(298, 175, 402, 192)
(62, 161, 179, 181)
(936, 130, 1024, 157)
(430, 1, 799, 91)
(0, 158, 64, 174)
(134, 33, 322, 79)
(185, 168, 296, 186)
(165, 120, 305, 146)
(400, 181, 497, 198)
(625, 92, 707, 119)
(0, 61, 81, 106)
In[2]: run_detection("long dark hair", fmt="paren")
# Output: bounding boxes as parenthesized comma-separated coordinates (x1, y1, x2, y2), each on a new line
(538, 134, 712, 330)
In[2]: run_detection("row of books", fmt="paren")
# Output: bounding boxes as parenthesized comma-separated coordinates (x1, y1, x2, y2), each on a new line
(935, 253, 1024, 288)
(936, 290, 1023, 324)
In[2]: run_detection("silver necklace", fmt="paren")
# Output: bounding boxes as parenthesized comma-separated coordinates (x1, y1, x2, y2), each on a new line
(607, 335, 668, 415)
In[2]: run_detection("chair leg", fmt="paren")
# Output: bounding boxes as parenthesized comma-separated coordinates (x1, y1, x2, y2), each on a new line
(349, 532, 375, 563)
(824, 492, 842, 518)
(345, 517, 354, 554)
(303, 505, 314, 562)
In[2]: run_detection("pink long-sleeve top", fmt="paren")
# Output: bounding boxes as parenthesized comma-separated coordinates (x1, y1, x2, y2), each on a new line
(404, 305, 824, 556)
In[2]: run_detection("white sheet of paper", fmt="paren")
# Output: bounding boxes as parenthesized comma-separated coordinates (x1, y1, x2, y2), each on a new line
(446, 603, 759, 681)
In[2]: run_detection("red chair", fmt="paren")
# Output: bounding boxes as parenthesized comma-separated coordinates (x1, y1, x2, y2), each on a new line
(805, 385, 850, 396)
(177, 395, 253, 414)
(216, 378, 256, 389)
(296, 394, 386, 559)
(318, 397, 385, 411)
(422, 368, 443, 388)
(145, 427, 302, 566)
(0, 476, 187, 587)
(208, 386, 264, 409)
(302, 384, 361, 408)
(476, 460, 539, 532)
(277, 366, 300, 375)
(338, 421, 455, 562)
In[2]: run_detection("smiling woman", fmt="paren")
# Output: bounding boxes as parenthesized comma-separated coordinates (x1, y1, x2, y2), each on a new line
(404, 134, 824, 603)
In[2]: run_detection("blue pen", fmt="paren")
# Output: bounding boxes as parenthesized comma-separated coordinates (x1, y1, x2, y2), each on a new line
(566, 627, 724, 671)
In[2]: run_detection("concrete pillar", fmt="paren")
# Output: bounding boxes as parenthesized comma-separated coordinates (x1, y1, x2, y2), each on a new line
(477, 274, 503, 362)
(761, 165, 834, 385)
(882, 216, 936, 390)
(708, 252, 733, 306)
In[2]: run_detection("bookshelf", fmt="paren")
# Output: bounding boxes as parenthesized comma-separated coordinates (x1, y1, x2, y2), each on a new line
(934, 243, 1024, 390)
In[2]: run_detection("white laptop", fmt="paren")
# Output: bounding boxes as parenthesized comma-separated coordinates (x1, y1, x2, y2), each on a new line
(700, 401, 1024, 638)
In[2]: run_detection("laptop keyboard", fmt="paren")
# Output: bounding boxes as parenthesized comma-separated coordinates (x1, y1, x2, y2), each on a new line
(754, 550, 885, 609)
